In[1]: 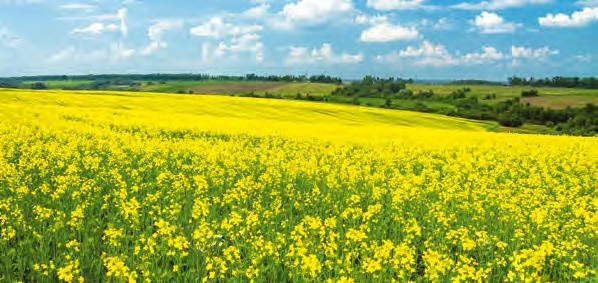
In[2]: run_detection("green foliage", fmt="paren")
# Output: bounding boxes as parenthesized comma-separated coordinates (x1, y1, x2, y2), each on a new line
(510, 76, 598, 89)
(30, 82, 48, 90)
(498, 113, 523, 127)
(332, 76, 410, 98)
(521, 89, 539, 97)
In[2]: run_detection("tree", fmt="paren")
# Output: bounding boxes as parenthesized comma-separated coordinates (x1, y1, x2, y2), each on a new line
(31, 82, 48, 90)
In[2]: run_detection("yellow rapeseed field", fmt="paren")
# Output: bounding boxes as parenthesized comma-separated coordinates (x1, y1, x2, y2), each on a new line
(0, 89, 596, 282)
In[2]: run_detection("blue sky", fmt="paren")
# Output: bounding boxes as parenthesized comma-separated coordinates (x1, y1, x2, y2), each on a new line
(0, 0, 597, 80)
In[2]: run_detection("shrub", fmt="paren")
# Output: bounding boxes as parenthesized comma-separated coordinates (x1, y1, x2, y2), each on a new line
(498, 113, 523, 127)
(31, 82, 48, 90)
(521, 89, 539, 97)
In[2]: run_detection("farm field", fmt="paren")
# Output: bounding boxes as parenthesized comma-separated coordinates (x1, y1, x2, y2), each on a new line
(408, 84, 598, 109)
(14, 79, 598, 110)
(0, 88, 596, 282)
(139, 80, 286, 94)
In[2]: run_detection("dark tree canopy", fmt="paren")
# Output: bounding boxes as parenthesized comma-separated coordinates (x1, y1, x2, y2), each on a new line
(509, 76, 598, 89)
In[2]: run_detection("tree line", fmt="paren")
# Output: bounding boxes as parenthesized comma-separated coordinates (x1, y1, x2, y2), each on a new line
(0, 73, 343, 85)
(331, 76, 413, 97)
(509, 76, 598, 89)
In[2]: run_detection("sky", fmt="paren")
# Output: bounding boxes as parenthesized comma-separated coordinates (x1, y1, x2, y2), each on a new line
(0, 0, 597, 80)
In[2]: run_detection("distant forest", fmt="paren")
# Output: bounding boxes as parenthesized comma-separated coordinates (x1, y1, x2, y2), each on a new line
(509, 76, 598, 89)
(0, 74, 343, 85)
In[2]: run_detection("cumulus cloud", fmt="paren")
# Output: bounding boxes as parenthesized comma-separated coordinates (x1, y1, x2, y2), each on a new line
(376, 42, 544, 67)
(276, 0, 353, 28)
(462, 46, 506, 63)
(191, 17, 264, 63)
(511, 46, 559, 58)
(366, 0, 433, 10)
(511, 46, 559, 66)
(539, 7, 598, 27)
(360, 22, 419, 42)
(286, 43, 363, 65)
(141, 19, 183, 55)
(376, 41, 459, 66)
(354, 14, 389, 25)
(70, 8, 128, 37)
(212, 33, 264, 63)
(190, 17, 262, 38)
(473, 11, 519, 33)
(419, 17, 454, 30)
(242, 2, 270, 18)
(453, 0, 552, 10)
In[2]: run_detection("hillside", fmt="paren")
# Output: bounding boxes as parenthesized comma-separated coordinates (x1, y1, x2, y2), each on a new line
(0, 88, 500, 142)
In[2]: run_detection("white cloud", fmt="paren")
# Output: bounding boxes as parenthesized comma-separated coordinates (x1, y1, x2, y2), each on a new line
(190, 17, 262, 38)
(213, 33, 264, 63)
(355, 14, 388, 25)
(432, 17, 453, 30)
(378, 42, 513, 67)
(511, 46, 559, 58)
(511, 46, 558, 66)
(117, 8, 128, 37)
(141, 19, 183, 55)
(473, 11, 519, 33)
(243, 3, 270, 18)
(286, 43, 363, 65)
(360, 22, 419, 42)
(453, 0, 551, 10)
(70, 8, 128, 37)
(72, 22, 119, 35)
(377, 41, 458, 66)
(367, 0, 431, 10)
(59, 3, 96, 12)
(539, 7, 598, 27)
(277, 0, 353, 28)
(192, 17, 264, 63)
(462, 46, 506, 63)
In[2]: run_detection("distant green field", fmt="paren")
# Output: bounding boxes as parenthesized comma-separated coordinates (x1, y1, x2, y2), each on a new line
(13, 80, 598, 110)
(255, 83, 339, 97)
(408, 84, 598, 109)
(22, 80, 95, 88)
(139, 80, 282, 93)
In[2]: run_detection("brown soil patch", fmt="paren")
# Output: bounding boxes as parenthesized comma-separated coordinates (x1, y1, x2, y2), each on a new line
(521, 95, 598, 109)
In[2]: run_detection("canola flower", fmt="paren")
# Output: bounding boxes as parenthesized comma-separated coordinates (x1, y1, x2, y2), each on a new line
(0, 89, 596, 282)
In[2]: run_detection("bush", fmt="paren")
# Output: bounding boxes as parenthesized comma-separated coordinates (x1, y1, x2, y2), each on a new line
(498, 113, 523, 127)
(396, 89, 413, 99)
(31, 82, 48, 90)
(521, 89, 539, 97)
(415, 89, 434, 99)
(384, 98, 392, 108)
